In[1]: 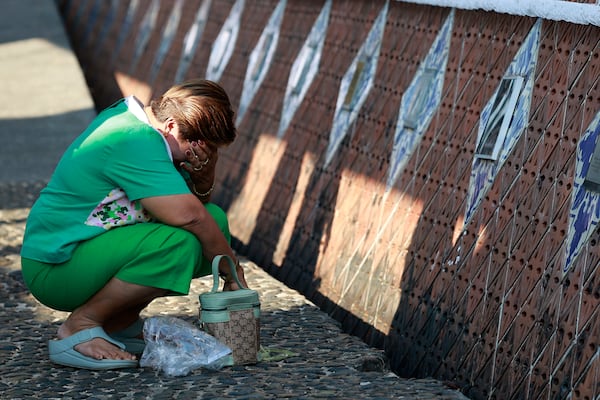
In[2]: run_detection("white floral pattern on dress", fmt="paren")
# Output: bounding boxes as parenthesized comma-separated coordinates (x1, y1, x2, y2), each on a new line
(86, 188, 152, 229)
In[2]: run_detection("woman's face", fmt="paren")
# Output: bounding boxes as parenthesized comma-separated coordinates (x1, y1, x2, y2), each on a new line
(157, 118, 190, 162)
(164, 131, 190, 163)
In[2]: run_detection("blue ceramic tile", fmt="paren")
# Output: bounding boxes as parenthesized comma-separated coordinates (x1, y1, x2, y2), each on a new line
(565, 111, 600, 272)
(325, 1, 388, 167)
(149, 0, 184, 83)
(237, 0, 287, 125)
(206, 0, 245, 83)
(111, 0, 140, 64)
(94, 0, 119, 54)
(129, 0, 160, 74)
(278, 0, 331, 139)
(386, 10, 454, 190)
(464, 19, 541, 227)
(174, 0, 212, 83)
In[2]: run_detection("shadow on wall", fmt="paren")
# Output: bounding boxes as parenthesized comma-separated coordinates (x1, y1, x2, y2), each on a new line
(220, 0, 393, 349)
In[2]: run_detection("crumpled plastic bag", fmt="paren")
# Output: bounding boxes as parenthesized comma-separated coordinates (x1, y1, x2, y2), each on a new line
(139, 316, 231, 376)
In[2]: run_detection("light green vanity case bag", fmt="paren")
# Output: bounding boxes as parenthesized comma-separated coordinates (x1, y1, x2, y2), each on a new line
(199, 255, 261, 365)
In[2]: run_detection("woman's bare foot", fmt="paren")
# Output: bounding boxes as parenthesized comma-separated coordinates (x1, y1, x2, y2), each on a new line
(58, 317, 136, 361)
(52, 277, 167, 362)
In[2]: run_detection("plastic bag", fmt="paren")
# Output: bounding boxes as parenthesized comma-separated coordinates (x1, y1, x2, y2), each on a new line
(139, 316, 231, 376)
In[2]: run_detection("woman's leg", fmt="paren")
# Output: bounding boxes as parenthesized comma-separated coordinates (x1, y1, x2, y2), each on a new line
(22, 223, 201, 311)
(58, 278, 167, 361)
(22, 223, 202, 361)
(192, 203, 231, 277)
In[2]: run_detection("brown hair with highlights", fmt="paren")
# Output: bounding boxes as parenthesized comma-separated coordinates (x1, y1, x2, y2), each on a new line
(150, 79, 237, 147)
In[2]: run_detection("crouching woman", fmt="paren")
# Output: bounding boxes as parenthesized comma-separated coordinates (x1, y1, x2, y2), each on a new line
(21, 79, 247, 370)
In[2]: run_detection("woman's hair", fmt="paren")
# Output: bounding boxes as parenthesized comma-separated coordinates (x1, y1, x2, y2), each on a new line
(150, 79, 237, 146)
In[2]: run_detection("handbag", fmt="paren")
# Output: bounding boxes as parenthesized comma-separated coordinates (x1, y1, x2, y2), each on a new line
(198, 255, 261, 365)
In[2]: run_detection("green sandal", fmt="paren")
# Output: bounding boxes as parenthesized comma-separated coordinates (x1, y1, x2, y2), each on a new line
(49, 327, 138, 370)
(109, 319, 146, 355)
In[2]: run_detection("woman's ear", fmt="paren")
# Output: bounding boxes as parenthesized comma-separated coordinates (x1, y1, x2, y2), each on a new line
(165, 118, 178, 135)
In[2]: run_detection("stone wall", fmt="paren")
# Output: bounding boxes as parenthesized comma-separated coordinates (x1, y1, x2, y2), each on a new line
(57, 1, 599, 399)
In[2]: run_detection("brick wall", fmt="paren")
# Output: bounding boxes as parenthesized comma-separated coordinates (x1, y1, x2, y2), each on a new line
(57, 1, 599, 399)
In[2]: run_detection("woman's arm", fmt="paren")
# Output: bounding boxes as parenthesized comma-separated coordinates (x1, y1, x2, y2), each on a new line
(140, 194, 247, 290)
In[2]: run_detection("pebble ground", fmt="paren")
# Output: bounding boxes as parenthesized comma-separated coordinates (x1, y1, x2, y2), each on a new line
(0, 181, 470, 399)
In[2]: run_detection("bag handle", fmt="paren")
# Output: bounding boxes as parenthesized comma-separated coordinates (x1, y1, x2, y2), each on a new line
(210, 255, 246, 292)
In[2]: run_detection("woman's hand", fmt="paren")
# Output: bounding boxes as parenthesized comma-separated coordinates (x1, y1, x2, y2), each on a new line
(181, 141, 218, 202)
(222, 261, 249, 291)
(181, 141, 217, 178)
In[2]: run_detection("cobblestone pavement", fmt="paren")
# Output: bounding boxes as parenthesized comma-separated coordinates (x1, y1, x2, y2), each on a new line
(0, 182, 470, 399)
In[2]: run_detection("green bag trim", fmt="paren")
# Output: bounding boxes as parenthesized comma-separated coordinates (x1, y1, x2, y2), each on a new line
(209, 254, 245, 291)
(199, 255, 261, 324)
(200, 306, 261, 323)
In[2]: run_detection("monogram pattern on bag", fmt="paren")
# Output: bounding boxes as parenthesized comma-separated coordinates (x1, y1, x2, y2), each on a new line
(205, 309, 260, 365)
